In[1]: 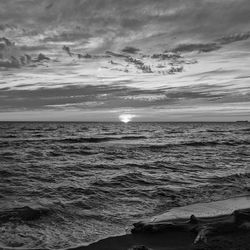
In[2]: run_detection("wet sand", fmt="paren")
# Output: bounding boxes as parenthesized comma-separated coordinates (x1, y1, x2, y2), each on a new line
(71, 231, 195, 250)
(71, 231, 250, 250)
(70, 196, 250, 250)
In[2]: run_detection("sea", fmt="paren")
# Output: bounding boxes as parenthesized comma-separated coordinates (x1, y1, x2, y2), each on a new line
(0, 122, 250, 249)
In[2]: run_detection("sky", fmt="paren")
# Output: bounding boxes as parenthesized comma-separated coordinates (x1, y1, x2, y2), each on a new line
(0, 0, 250, 121)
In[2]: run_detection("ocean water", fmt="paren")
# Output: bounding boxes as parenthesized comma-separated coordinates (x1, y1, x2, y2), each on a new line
(0, 122, 250, 249)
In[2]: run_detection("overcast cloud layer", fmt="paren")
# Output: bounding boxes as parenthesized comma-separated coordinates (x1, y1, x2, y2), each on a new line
(0, 0, 250, 121)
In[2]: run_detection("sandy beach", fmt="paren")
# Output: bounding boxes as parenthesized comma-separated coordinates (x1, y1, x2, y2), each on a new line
(71, 231, 250, 250)
(70, 196, 250, 250)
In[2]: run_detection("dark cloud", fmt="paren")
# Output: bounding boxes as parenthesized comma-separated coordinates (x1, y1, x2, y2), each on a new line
(0, 59, 20, 68)
(0, 37, 50, 69)
(0, 85, 130, 110)
(19, 45, 50, 52)
(0, 84, 163, 110)
(0, 37, 22, 68)
(43, 32, 91, 43)
(172, 43, 221, 53)
(166, 89, 225, 100)
(217, 31, 250, 45)
(121, 46, 140, 54)
(0, 82, 237, 111)
(0, 24, 17, 31)
(1, 0, 250, 45)
(186, 69, 237, 80)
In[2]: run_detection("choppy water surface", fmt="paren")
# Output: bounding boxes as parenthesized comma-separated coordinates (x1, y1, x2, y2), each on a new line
(0, 122, 250, 249)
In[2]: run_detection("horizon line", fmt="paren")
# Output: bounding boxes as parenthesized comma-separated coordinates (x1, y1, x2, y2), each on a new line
(0, 120, 248, 123)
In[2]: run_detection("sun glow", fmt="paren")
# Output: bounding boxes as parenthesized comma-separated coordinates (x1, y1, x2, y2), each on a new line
(119, 114, 136, 123)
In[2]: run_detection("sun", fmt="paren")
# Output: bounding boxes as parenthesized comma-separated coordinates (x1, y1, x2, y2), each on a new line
(119, 114, 136, 123)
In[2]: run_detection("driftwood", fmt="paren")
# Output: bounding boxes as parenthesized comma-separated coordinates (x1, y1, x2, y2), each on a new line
(131, 208, 250, 244)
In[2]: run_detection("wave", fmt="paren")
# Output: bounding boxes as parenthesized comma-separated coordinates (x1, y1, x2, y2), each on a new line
(0, 169, 13, 177)
(182, 140, 247, 146)
(209, 172, 250, 184)
(66, 200, 92, 210)
(0, 151, 16, 157)
(62, 149, 98, 156)
(168, 130, 185, 134)
(0, 206, 50, 223)
(0, 135, 18, 139)
(239, 128, 250, 132)
(0, 135, 148, 146)
(152, 182, 249, 212)
(0, 142, 11, 148)
(205, 129, 229, 133)
(148, 140, 250, 149)
(60, 135, 147, 143)
(4, 136, 249, 147)
(93, 172, 157, 188)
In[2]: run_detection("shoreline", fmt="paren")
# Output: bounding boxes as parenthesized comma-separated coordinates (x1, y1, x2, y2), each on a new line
(1, 196, 249, 250)
(69, 195, 250, 250)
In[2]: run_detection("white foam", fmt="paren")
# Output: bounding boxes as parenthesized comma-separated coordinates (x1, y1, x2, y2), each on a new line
(150, 195, 250, 222)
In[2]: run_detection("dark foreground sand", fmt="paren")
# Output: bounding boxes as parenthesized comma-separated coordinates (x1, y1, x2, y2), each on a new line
(71, 231, 195, 250)
(70, 196, 250, 250)
(71, 230, 250, 250)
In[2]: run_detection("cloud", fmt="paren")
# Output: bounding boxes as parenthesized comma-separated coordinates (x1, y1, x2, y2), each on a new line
(122, 94, 166, 102)
(19, 45, 50, 52)
(0, 59, 20, 68)
(217, 31, 250, 45)
(1, 0, 250, 51)
(0, 37, 22, 68)
(0, 24, 17, 31)
(1, 79, 247, 112)
(121, 46, 140, 54)
(172, 43, 221, 53)
(0, 84, 132, 111)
